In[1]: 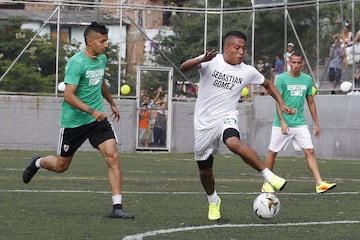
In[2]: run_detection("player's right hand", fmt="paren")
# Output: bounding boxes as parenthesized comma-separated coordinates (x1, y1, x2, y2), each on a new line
(281, 105, 297, 115)
(202, 49, 218, 62)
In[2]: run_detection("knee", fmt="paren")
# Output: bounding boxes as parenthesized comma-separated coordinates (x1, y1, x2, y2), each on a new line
(197, 155, 214, 177)
(223, 128, 241, 152)
(199, 168, 213, 178)
(304, 149, 316, 157)
(53, 156, 73, 172)
(226, 137, 242, 153)
(105, 151, 120, 167)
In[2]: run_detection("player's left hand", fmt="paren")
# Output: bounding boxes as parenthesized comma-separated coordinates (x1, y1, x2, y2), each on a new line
(314, 125, 320, 137)
(110, 105, 120, 122)
(92, 110, 108, 122)
(280, 121, 289, 135)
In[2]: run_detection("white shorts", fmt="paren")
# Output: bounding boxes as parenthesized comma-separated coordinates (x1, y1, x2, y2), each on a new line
(194, 115, 240, 161)
(268, 125, 314, 152)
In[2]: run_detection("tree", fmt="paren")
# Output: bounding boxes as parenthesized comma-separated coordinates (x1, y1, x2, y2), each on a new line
(0, 18, 121, 94)
(155, 0, 252, 83)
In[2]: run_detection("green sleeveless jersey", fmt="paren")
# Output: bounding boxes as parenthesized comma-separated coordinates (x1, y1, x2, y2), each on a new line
(273, 72, 313, 127)
(60, 51, 107, 128)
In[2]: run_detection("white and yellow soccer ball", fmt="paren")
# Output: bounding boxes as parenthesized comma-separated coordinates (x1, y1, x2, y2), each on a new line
(340, 81, 352, 92)
(58, 82, 66, 91)
(253, 193, 281, 219)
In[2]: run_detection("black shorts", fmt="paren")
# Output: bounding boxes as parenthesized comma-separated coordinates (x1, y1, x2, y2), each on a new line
(329, 68, 342, 83)
(57, 120, 117, 157)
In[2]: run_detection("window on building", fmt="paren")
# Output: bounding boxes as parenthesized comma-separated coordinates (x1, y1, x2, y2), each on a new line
(50, 26, 70, 43)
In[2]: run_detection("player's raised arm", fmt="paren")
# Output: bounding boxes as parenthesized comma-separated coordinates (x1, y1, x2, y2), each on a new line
(180, 49, 218, 72)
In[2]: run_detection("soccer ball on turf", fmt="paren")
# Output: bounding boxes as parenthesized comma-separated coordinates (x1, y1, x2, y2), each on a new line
(253, 193, 281, 219)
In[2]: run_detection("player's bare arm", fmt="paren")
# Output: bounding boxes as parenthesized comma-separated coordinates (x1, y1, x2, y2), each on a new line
(101, 81, 120, 122)
(261, 80, 294, 114)
(306, 95, 320, 137)
(275, 104, 289, 135)
(180, 49, 218, 72)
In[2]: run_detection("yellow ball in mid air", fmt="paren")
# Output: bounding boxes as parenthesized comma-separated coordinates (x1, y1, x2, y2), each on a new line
(121, 84, 131, 95)
(241, 87, 249, 97)
(312, 86, 317, 96)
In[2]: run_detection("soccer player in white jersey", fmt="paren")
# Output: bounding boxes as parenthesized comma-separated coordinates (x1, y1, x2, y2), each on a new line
(180, 31, 294, 221)
(261, 52, 336, 194)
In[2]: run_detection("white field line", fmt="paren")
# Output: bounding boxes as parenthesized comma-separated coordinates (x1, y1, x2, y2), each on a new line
(0, 189, 359, 196)
(1, 189, 359, 239)
(122, 220, 360, 240)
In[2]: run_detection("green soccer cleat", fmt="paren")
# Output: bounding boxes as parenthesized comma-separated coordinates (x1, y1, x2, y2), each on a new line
(208, 197, 221, 220)
(269, 175, 287, 191)
(261, 182, 275, 193)
(316, 181, 337, 193)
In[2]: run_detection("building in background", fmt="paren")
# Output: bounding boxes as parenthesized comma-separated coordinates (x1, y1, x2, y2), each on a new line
(0, 0, 187, 78)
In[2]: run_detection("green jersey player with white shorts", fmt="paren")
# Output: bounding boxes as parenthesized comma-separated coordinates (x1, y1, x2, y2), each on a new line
(262, 52, 336, 194)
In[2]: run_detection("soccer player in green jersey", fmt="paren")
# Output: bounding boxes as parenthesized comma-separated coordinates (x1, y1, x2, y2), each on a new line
(23, 22, 134, 219)
(262, 52, 336, 194)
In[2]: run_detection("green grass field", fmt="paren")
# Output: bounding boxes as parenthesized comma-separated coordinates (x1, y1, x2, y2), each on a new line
(0, 150, 359, 240)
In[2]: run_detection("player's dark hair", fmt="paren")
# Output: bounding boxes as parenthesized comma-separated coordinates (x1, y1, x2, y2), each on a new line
(224, 31, 247, 45)
(84, 22, 108, 45)
(290, 51, 303, 60)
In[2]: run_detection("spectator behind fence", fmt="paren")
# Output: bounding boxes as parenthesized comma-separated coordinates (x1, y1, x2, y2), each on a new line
(285, 42, 295, 71)
(328, 40, 344, 94)
(273, 54, 284, 76)
(332, 22, 352, 45)
(152, 101, 167, 147)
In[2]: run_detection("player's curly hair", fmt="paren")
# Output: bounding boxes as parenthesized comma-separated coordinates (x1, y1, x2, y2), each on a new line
(84, 22, 108, 45)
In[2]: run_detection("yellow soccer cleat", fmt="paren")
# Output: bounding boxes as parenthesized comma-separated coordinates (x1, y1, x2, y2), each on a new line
(316, 181, 337, 193)
(208, 197, 221, 220)
(261, 182, 275, 193)
(269, 175, 287, 191)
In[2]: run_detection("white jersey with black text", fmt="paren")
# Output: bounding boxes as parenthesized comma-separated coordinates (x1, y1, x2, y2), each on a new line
(194, 54, 265, 130)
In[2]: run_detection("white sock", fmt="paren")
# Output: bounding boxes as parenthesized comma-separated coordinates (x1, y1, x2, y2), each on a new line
(35, 158, 42, 168)
(262, 168, 275, 182)
(207, 191, 218, 204)
(112, 194, 122, 205)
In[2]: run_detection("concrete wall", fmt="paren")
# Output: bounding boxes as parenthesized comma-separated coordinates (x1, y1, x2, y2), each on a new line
(0, 95, 359, 160)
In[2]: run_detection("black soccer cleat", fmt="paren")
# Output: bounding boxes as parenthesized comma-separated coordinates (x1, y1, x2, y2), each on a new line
(110, 208, 135, 219)
(23, 154, 41, 184)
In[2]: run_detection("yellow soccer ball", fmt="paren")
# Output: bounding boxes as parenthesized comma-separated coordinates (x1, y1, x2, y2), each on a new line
(241, 87, 249, 97)
(121, 84, 131, 95)
(312, 86, 317, 96)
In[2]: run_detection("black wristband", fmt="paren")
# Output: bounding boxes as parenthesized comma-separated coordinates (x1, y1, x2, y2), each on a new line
(86, 107, 95, 114)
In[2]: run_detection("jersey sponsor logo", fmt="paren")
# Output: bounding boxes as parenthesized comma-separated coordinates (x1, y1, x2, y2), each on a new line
(287, 84, 307, 96)
(86, 69, 104, 86)
(211, 70, 243, 90)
